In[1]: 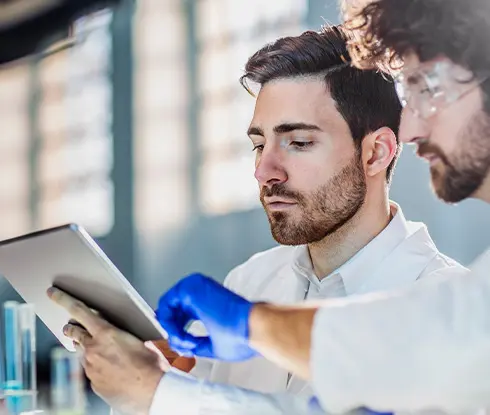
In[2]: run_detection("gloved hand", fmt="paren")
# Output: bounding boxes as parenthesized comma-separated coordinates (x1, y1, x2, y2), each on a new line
(156, 273, 258, 361)
(360, 409, 393, 415)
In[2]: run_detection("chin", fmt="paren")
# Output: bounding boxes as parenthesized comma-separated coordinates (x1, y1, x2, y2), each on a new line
(432, 182, 467, 204)
(431, 177, 452, 202)
(270, 224, 305, 246)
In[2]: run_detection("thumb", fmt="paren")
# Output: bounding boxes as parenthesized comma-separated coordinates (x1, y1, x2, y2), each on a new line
(190, 337, 214, 359)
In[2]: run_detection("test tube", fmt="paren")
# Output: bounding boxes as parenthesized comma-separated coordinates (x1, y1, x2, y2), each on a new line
(4, 302, 21, 386)
(4, 301, 22, 414)
(18, 304, 36, 409)
(3, 302, 38, 414)
(50, 347, 85, 415)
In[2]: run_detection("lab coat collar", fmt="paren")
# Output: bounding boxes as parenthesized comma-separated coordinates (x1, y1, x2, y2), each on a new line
(291, 202, 433, 294)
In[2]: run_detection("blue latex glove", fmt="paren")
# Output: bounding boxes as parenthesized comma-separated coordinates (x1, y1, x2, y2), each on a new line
(309, 397, 393, 415)
(361, 409, 393, 415)
(156, 273, 258, 361)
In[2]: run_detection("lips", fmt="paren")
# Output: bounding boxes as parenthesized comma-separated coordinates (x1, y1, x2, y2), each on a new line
(264, 198, 297, 211)
(417, 151, 442, 166)
(264, 197, 295, 204)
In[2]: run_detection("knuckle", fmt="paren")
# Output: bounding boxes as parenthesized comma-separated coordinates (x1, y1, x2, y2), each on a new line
(77, 333, 89, 347)
(83, 330, 92, 343)
(69, 301, 86, 315)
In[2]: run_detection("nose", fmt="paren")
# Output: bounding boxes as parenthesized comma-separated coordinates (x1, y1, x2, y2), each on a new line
(399, 106, 430, 145)
(254, 147, 287, 189)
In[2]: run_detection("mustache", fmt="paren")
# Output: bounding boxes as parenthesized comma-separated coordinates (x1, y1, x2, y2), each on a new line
(260, 184, 304, 203)
(417, 142, 451, 166)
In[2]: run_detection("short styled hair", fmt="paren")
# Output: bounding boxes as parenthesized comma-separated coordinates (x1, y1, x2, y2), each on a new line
(240, 25, 402, 183)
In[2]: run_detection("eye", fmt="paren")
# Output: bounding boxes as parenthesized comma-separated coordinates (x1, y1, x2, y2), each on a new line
(422, 73, 443, 97)
(252, 144, 264, 152)
(420, 85, 441, 96)
(290, 141, 313, 150)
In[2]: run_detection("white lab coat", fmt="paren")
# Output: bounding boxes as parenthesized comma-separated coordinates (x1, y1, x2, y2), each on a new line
(148, 203, 481, 415)
(312, 249, 490, 414)
(149, 251, 488, 415)
(193, 203, 466, 396)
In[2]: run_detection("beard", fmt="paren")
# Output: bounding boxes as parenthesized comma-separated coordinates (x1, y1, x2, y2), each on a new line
(260, 153, 367, 245)
(426, 111, 490, 203)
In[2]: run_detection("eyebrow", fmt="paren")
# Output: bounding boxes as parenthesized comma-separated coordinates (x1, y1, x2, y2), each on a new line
(247, 122, 322, 137)
(273, 123, 322, 134)
(247, 126, 264, 136)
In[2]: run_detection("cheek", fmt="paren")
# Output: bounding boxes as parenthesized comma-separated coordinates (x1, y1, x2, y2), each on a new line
(431, 105, 476, 156)
(430, 121, 458, 155)
(286, 159, 334, 191)
(431, 90, 485, 155)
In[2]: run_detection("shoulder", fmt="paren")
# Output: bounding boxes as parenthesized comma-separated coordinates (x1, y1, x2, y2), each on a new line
(224, 245, 297, 292)
(470, 248, 490, 274)
(419, 252, 470, 280)
(405, 222, 470, 279)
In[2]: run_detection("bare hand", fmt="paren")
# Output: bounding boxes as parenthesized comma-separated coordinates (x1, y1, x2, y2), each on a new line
(48, 287, 163, 415)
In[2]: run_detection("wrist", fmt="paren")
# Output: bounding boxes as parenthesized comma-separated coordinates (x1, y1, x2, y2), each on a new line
(230, 291, 255, 343)
(248, 303, 318, 379)
(142, 367, 165, 415)
(248, 302, 274, 349)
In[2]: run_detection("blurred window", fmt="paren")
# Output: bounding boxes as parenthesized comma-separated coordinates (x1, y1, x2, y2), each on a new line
(37, 11, 114, 236)
(197, 0, 307, 214)
(0, 63, 31, 239)
(133, 0, 190, 232)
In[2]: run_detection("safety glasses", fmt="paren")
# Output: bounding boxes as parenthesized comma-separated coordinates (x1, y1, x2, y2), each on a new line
(395, 60, 488, 119)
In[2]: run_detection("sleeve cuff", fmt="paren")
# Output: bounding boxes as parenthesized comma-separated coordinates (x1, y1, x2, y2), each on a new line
(149, 368, 316, 415)
(190, 356, 214, 379)
(149, 369, 202, 415)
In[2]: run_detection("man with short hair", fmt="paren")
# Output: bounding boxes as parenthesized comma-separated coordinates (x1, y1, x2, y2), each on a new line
(48, 24, 469, 415)
(188, 25, 464, 397)
(153, 1, 490, 413)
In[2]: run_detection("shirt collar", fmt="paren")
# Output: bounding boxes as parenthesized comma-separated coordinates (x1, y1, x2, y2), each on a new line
(291, 202, 421, 293)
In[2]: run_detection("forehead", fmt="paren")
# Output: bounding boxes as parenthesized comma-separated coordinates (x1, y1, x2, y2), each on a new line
(251, 77, 344, 129)
(402, 52, 422, 72)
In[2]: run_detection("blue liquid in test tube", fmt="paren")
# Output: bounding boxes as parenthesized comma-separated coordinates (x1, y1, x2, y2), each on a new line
(4, 301, 22, 414)
(19, 303, 37, 411)
(3, 302, 37, 414)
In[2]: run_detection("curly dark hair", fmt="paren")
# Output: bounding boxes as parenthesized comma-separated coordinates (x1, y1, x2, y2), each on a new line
(240, 25, 402, 183)
(344, 0, 490, 111)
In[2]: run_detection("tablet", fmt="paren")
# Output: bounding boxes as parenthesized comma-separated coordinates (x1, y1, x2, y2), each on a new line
(0, 224, 167, 351)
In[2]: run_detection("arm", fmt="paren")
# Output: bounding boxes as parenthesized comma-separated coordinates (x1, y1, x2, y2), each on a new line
(310, 260, 490, 414)
(249, 303, 317, 380)
(250, 257, 490, 413)
(158, 253, 490, 414)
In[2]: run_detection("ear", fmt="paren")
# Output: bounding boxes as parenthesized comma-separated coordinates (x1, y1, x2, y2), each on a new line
(361, 127, 399, 179)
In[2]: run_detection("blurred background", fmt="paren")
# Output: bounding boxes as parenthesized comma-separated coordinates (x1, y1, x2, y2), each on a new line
(0, 0, 489, 412)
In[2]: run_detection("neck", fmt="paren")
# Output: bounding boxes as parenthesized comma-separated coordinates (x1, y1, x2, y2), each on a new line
(307, 189, 392, 280)
(476, 173, 490, 203)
